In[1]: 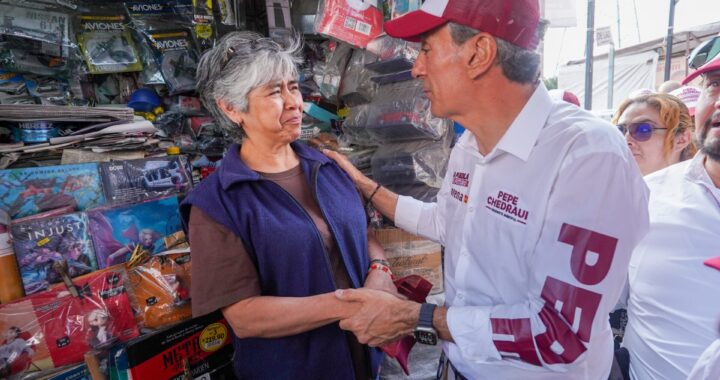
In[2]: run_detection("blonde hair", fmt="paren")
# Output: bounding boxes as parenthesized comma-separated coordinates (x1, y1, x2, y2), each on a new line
(613, 93, 697, 161)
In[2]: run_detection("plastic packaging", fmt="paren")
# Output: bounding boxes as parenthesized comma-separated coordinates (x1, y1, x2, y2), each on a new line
(345, 80, 450, 144)
(314, 0, 383, 48)
(145, 29, 198, 95)
(365, 34, 419, 74)
(0, 267, 139, 378)
(371, 135, 451, 189)
(127, 253, 192, 329)
(0, 3, 75, 58)
(77, 15, 143, 74)
(318, 42, 352, 104)
(339, 49, 378, 107)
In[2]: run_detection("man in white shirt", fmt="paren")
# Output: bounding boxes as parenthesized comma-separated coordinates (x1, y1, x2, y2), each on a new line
(324, 1, 649, 379)
(621, 43, 720, 380)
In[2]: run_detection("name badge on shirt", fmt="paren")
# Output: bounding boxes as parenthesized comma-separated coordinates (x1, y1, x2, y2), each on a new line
(485, 189, 530, 225)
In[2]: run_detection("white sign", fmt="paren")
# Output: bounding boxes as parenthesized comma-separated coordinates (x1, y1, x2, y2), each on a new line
(596, 26, 614, 46)
(544, 0, 577, 28)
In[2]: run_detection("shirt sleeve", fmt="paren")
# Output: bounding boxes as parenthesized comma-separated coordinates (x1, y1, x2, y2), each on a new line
(395, 169, 453, 246)
(446, 150, 650, 370)
(188, 206, 261, 317)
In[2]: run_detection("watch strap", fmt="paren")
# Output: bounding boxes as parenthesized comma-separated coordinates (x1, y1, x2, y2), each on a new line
(418, 303, 436, 329)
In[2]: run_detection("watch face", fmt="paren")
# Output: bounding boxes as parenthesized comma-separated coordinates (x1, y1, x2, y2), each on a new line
(414, 329, 438, 345)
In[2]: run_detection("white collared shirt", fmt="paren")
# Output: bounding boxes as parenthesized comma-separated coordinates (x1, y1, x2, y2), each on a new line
(395, 84, 650, 379)
(623, 153, 720, 380)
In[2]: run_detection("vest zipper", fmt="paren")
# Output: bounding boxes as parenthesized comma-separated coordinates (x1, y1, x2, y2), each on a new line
(262, 177, 338, 289)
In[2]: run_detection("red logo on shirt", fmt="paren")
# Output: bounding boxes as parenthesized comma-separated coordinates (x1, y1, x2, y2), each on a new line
(486, 190, 529, 224)
(452, 171, 470, 187)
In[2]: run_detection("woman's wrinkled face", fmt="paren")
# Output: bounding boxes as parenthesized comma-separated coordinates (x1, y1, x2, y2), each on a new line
(239, 79, 304, 144)
(617, 102, 670, 175)
(88, 311, 108, 327)
(5, 328, 18, 341)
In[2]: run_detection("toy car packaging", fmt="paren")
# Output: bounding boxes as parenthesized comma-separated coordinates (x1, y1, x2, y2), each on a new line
(0, 267, 138, 377)
(314, 0, 383, 48)
(77, 15, 143, 74)
(120, 311, 233, 379)
(127, 253, 192, 329)
(146, 29, 198, 95)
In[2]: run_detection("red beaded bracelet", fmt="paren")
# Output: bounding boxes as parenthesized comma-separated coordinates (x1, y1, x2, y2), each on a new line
(368, 263, 396, 280)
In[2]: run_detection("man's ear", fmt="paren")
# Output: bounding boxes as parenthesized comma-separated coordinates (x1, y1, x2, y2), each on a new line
(466, 33, 497, 80)
(217, 99, 243, 125)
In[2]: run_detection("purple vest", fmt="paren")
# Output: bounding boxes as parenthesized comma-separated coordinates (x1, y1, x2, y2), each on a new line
(181, 142, 382, 379)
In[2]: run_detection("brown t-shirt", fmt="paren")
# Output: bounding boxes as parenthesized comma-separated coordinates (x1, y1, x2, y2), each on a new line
(188, 164, 370, 379)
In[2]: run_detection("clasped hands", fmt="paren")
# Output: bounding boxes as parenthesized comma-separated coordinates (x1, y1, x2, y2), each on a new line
(336, 270, 421, 347)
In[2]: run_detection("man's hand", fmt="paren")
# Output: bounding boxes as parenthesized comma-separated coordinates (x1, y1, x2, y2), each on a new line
(323, 149, 374, 193)
(335, 288, 420, 347)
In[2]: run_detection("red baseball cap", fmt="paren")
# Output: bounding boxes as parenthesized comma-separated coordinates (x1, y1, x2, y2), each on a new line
(384, 0, 540, 49)
(705, 256, 720, 272)
(683, 54, 720, 85)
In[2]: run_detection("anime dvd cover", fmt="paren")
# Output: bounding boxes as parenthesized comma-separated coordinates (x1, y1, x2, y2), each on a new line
(87, 197, 185, 269)
(0, 164, 105, 220)
(11, 213, 98, 295)
(99, 156, 193, 206)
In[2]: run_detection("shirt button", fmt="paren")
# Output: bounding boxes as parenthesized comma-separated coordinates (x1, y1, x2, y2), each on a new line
(468, 205, 475, 212)
(462, 250, 469, 257)
(457, 292, 465, 300)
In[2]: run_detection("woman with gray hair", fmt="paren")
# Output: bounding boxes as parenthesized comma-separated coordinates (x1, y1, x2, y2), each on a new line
(180, 31, 388, 379)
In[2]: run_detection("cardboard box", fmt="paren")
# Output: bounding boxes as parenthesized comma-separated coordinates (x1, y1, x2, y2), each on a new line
(374, 228, 443, 294)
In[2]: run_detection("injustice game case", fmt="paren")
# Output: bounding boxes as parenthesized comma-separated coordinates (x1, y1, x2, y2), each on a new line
(11, 213, 98, 295)
(0, 163, 105, 220)
(99, 156, 193, 206)
(87, 197, 185, 269)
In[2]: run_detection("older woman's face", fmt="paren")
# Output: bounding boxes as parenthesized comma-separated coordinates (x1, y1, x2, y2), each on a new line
(239, 79, 304, 144)
(617, 102, 670, 175)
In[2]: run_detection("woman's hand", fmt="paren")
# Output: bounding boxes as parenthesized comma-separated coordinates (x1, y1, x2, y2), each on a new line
(363, 269, 400, 297)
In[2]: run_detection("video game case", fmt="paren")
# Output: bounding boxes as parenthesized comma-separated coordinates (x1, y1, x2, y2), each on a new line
(87, 197, 186, 269)
(99, 156, 193, 206)
(0, 163, 105, 220)
(11, 213, 98, 295)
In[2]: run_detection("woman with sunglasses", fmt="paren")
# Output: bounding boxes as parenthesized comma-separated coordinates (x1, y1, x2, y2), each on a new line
(180, 32, 389, 379)
(612, 93, 696, 176)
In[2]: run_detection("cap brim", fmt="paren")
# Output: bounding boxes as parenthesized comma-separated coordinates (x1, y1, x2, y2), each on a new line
(683, 57, 720, 84)
(704, 256, 720, 271)
(384, 10, 448, 42)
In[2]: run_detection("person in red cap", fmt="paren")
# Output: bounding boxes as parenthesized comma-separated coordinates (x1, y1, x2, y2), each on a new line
(619, 38, 720, 380)
(324, 0, 650, 378)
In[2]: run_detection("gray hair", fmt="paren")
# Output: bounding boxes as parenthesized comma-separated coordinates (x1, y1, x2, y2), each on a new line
(447, 22, 544, 84)
(195, 31, 303, 140)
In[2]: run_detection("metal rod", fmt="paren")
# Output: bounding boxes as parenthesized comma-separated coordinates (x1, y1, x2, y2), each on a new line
(663, 0, 677, 81)
(584, 0, 595, 110)
(608, 44, 615, 109)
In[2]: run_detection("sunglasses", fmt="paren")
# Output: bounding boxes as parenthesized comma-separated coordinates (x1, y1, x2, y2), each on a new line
(617, 122, 668, 142)
(688, 35, 720, 70)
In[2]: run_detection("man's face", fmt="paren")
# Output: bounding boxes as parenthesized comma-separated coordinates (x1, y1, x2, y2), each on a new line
(694, 71, 720, 161)
(412, 25, 467, 118)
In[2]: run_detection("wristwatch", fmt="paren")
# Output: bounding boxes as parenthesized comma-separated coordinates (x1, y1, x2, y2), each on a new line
(414, 303, 438, 345)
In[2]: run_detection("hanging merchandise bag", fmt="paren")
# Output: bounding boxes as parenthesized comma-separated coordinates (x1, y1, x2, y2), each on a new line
(314, 0, 383, 48)
(146, 29, 198, 95)
(77, 15, 143, 74)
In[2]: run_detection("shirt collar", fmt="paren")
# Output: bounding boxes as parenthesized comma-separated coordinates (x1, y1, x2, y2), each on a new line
(217, 141, 331, 190)
(456, 83, 552, 162)
(685, 152, 720, 203)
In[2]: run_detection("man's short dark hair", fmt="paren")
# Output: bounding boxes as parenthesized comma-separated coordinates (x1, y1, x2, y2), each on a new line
(448, 21, 546, 84)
